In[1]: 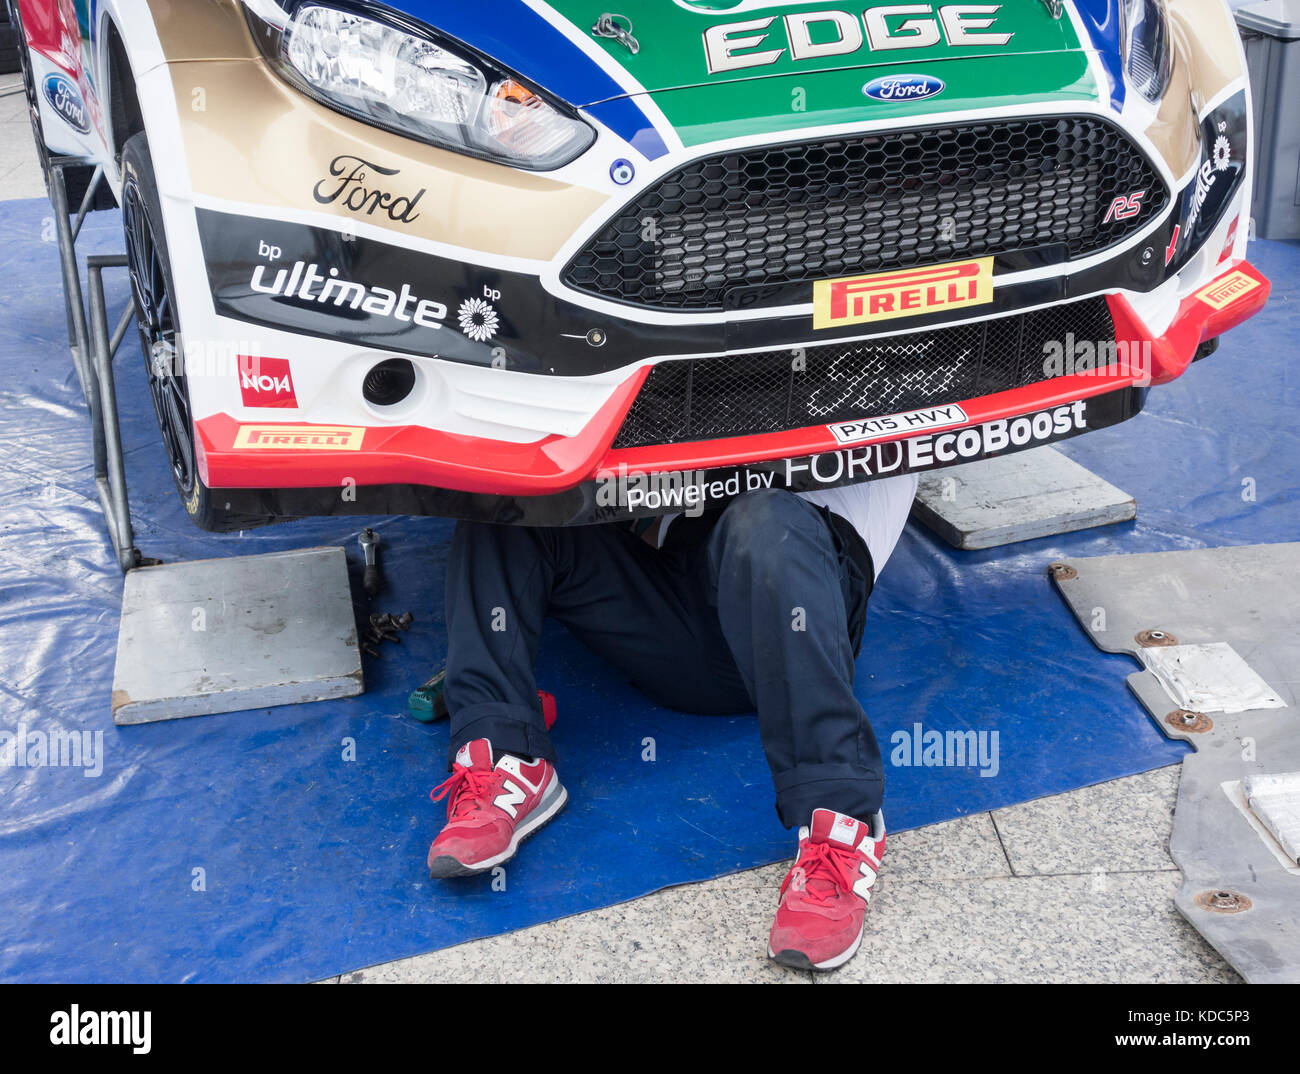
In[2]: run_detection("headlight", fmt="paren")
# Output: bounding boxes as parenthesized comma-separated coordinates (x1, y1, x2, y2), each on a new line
(242, 1, 595, 170)
(1123, 0, 1172, 103)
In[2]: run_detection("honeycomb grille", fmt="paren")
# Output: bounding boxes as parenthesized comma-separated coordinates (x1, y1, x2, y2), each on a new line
(565, 116, 1164, 311)
(612, 297, 1115, 448)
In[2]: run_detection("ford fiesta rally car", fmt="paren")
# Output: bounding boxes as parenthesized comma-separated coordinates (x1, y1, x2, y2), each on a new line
(13, 0, 1270, 528)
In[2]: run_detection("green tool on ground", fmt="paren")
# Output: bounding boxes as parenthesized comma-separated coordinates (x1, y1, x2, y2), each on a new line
(408, 667, 450, 723)
(408, 672, 559, 730)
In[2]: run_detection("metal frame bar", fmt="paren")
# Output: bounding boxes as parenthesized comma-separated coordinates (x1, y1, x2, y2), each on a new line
(48, 157, 147, 573)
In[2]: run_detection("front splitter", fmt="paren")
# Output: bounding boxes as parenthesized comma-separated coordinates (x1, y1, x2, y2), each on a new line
(210, 386, 1147, 530)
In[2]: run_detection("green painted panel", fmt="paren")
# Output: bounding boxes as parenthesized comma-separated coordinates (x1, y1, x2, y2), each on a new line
(640, 51, 1099, 146)
(548, 0, 1084, 98)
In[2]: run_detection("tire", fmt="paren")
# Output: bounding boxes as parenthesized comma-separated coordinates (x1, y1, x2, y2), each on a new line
(8, 0, 52, 195)
(120, 132, 276, 531)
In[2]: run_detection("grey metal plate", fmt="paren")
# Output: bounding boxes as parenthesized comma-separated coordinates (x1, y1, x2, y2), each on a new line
(112, 546, 363, 724)
(912, 446, 1136, 550)
(1052, 543, 1300, 982)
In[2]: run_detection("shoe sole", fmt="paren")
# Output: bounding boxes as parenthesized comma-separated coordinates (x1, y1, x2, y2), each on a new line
(768, 925, 863, 973)
(428, 779, 569, 879)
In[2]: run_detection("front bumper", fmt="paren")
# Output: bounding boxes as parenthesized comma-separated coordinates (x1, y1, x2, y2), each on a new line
(160, 43, 1262, 528)
(198, 258, 1269, 526)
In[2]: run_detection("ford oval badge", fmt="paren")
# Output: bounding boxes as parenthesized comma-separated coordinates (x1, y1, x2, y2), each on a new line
(42, 73, 91, 135)
(862, 74, 945, 103)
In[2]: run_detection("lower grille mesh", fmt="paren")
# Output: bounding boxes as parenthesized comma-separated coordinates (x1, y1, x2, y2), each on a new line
(613, 298, 1115, 448)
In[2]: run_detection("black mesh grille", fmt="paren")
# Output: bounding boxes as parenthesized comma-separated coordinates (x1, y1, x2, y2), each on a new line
(565, 116, 1164, 311)
(613, 297, 1115, 448)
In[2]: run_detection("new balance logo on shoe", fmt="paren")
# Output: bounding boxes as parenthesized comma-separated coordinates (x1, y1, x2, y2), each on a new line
(852, 858, 879, 901)
(493, 780, 527, 818)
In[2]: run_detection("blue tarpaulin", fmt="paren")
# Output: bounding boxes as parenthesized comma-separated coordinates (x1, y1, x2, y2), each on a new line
(1, 194, 1296, 982)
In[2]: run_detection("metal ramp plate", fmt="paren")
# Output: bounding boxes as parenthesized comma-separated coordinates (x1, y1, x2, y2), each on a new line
(1051, 543, 1300, 982)
(112, 546, 363, 724)
(912, 446, 1136, 549)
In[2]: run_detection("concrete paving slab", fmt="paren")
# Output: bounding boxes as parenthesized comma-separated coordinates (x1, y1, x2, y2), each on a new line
(345, 844, 1235, 984)
(819, 871, 1239, 984)
(912, 446, 1135, 549)
(884, 811, 1013, 880)
(344, 808, 1020, 983)
(344, 864, 809, 984)
(1, 81, 47, 201)
(992, 766, 1181, 876)
(0, 158, 47, 200)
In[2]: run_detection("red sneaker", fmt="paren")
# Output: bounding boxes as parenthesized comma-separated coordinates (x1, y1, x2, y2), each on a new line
(427, 739, 567, 878)
(768, 807, 885, 971)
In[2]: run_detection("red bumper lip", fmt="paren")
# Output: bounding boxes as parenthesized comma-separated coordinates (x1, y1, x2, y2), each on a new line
(1109, 260, 1270, 386)
(196, 369, 649, 497)
(196, 260, 1271, 495)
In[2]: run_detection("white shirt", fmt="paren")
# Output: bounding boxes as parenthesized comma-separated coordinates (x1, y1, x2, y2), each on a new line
(797, 473, 918, 580)
(653, 473, 918, 580)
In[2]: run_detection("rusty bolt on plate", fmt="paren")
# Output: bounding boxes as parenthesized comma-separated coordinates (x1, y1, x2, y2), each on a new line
(1136, 628, 1179, 647)
(1048, 562, 1077, 581)
(1165, 709, 1212, 733)
(1195, 889, 1252, 914)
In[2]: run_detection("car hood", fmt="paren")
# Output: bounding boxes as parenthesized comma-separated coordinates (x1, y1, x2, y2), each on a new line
(395, 1, 1096, 105)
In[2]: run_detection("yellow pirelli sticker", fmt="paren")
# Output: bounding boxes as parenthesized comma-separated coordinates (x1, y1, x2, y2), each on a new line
(233, 425, 366, 450)
(1193, 270, 1260, 311)
(813, 257, 995, 330)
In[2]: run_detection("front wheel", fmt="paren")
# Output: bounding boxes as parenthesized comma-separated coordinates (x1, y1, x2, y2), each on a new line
(120, 132, 274, 531)
(9, 0, 51, 194)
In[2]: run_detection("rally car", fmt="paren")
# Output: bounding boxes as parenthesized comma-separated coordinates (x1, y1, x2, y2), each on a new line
(12, 0, 1270, 527)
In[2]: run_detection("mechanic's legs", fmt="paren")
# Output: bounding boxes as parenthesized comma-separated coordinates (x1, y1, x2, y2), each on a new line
(444, 522, 549, 764)
(444, 520, 750, 767)
(705, 490, 883, 829)
(443, 521, 582, 765)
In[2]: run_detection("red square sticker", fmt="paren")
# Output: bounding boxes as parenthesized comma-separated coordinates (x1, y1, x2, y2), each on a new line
(238, 355, 297, 409)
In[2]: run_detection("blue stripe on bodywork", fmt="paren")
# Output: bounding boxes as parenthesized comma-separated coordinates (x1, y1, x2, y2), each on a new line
(584, 97, 670, 160)
(1071, 0, 1126, 111)
(380, 2, 667, 156)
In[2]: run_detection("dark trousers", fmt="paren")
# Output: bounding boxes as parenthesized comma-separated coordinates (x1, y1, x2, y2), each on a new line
(444, 488, 884, 828)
